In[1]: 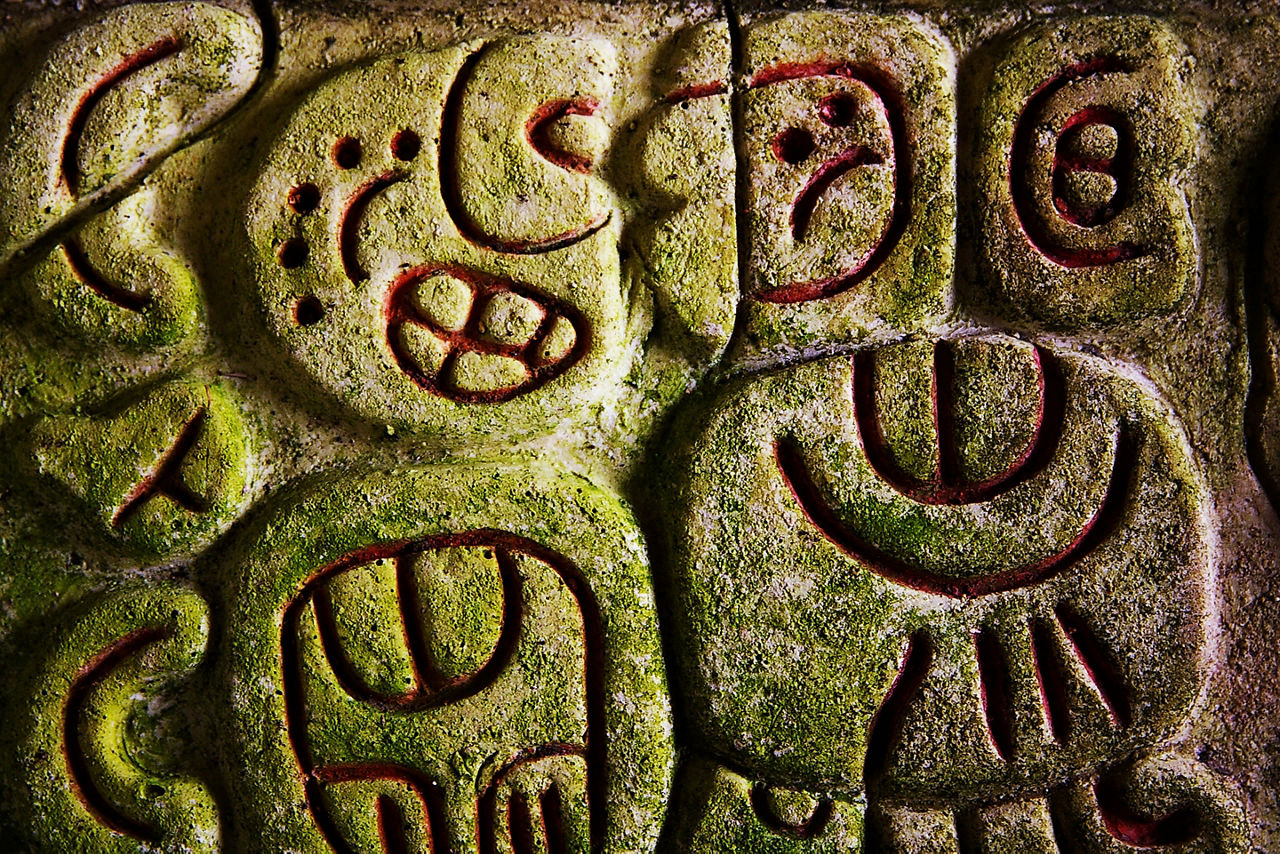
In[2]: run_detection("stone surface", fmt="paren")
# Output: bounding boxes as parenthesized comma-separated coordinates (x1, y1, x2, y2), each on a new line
(0, 1, 1278, 852)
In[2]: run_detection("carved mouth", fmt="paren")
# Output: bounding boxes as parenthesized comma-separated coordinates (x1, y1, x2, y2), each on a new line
(384, 265, 589, 404)
(789, 145, 885, 242)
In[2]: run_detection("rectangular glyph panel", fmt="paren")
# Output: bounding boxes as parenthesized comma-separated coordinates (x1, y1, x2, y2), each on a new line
(1, 1, 1278, 851)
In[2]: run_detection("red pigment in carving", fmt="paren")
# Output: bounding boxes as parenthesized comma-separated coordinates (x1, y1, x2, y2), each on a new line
(63, 626, 171, 842)
(817, 91, 856, 128)
(281, 531, 607, 853)
(864, 630, 933, 783)
(476, 745, 590, 854)
(852, 342, 1064, 505)
(1009, 57, 1145, 268)
(307, 762, 448, 854)
(1052, 106, 1134, 227)
(1056, 602, 1130, 728)
(439, 46, 611, 255)
(61, 237, 150, 312)
(1030, 616, 1073, 746)
(293, 294, 324, 326)
(60, 36, 183, 196)
(525, 98, 599, 174)
(332, 136, 362, 170)
(507, 790, 538, 854)
(749, 785, 834, 840)
(385, 264, 590, 404)
(377, 794, 410, 854)
(390, 129, 421, 162)
(288, 182, 321, 215)
(749, 61, 910, 305)
(664, 81, 727, 104)
(541, 783, 567, 853)
(973, 627, 1017, 761)
(790, 146, 885, 240)
(773, 423, 1135, 598)
(309, 549, 521, 710)
(338, 170, 405, 283)
(276, 237, 308, 269)
(111, 407, 209, 528)
(1095, 770, 1200, 847)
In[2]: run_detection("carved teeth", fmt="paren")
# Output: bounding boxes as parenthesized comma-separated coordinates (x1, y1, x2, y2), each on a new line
(535, 315, 578, 367)
(448, 350, 532, 394)
(476, 290, 546, 346)
(396, 322, 448, 376)
(409, 272, 473, 332)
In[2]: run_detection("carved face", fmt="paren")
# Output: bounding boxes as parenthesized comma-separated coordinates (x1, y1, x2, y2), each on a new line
(742, 63, 903, 304)
(244, 37, 623, 436)
(667, 334, 1210, 803)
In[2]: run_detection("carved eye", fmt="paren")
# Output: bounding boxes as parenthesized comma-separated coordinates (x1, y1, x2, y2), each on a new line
(817, 91, 856, 127)
(390, 128, 420, 161)
(276, 238, 308, 269)
(771, 126, 814, 165)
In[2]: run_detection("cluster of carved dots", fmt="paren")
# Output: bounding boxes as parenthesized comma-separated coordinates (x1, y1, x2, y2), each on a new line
(771, 90, 858, 164)
(275, 129, 424, 325)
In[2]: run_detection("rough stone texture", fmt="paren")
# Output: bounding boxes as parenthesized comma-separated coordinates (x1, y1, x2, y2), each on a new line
(1, 1, 1279, 852)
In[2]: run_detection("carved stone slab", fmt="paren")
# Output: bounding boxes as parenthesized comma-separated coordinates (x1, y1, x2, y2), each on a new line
(0, 1, 1277, 852)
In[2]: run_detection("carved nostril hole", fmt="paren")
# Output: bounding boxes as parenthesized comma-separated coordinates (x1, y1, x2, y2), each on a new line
(294, 294, 325, 326)
(818, 91, 856, 127)
(287, 182, 320, 214)
(277, 238, 309, 269)
(332, 136, 361, 170)
(391, 128, 421, 161)
(771, 127, 814, 165)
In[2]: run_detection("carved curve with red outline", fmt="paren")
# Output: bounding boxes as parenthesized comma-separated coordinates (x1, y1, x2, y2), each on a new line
(1009, 57, 1145, 268)
(852, 343, 1066, 506)
(773, 422, 1135, 598)
(280, 529, 607, 853)
(749, 61, 910, 304)
(63, 626, 171, 843)
(338, 170, 407, 283)
(110, 406, 209, 528)
(439, 46, 611, 255)
(385, 264, 590, 404)
(60, 36, 184, 196)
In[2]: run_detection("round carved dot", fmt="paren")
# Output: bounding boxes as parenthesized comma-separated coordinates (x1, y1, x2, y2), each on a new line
(771, 127, 814, 165)
(287, 182, 321, 214)
(294, 294, 325, 326)
(332, 136, 361, 170)
(817, 91, 856, 127)
(391, 128, 421, 161)
(277, 238, 309, 269)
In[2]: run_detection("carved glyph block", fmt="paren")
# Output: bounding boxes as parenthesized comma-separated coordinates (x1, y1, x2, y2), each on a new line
(0, 2, 1271, 852)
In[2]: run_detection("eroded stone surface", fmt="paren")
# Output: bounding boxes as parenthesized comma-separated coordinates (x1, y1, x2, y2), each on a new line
(245, 39, 629, 436)
(974, 17, 1198, 329)
(0, 2, 1274, 852)
(665, 335, 1211, 800)
(218, 464, 672, 852)
(735, 11, 956, 357)
(28, 379, 252, 556)
(0, 2, 263, 273)
(3, 585, 216, 852)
